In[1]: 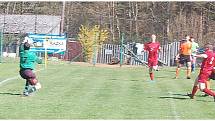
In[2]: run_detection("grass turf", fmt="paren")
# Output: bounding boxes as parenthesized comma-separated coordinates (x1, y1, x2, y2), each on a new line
(0, 60, 215, 119)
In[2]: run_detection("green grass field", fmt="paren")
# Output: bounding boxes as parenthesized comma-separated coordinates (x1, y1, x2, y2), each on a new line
(0, 59, 215, 119)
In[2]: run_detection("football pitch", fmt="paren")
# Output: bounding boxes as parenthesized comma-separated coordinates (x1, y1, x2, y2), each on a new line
(0, 60, 215, 119)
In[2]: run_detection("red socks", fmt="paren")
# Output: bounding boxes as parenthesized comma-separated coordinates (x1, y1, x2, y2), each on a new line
(192, 86, 215, 97)
(150, 73, 154, 81)
(203, 88, 215, 96)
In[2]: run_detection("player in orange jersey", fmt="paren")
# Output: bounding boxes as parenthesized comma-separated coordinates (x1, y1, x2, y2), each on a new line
(175, 35, 192, 79)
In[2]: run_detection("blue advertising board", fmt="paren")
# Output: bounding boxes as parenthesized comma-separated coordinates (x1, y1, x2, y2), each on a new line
(25, 33, 67, 54)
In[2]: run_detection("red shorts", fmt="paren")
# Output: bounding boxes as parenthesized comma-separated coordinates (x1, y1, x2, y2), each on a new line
(198, 70, 212, 83)
(148, 60, 158, 67)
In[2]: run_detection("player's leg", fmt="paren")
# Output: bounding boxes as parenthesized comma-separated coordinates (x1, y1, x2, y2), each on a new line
(175, 55, 184, 78)
(204, 72, 215, 96)
(199, 82, 215, 97)
(147, 60, 153, 81)
(24, 70, 41, 96)
(175, 63, 182, 79)
(186, 61, 192, 79)
(152, 60, 158, 71)
(188, 77, 199, 99)
(191, 56, 196, 72)
(30, 78, 42, 89)
(198, 71, 215, 101)
(149, 60, 158, 81)
(25, 78, 42, 96)
(149, 67, 154, 81)
(202, 79, 210, 97)
(23, 81, 30, 96)
(19, 69, 31, 96)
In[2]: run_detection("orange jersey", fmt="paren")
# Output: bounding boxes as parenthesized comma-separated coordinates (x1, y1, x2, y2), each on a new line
(180, 41, 192, 55)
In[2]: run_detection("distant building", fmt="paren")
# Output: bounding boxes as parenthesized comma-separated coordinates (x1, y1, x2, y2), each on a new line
(0, 14, 61, 34)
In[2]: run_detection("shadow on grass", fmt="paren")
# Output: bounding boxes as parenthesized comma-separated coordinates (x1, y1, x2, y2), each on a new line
(159, 93, 214, 102)
(159, 93, 190, 100)
(155, 76, 169, 79)
(130, 80, 140, 82)
(0, 92, 21, 96)
(159, 96, 188, 100)
(172, 93, 189, 96)
(110, 78, 142, 82)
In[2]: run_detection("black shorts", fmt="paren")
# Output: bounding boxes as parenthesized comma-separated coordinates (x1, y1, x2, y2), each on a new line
(210, 72, 215, 80)
(19, 69, 36, 80)
(179, 54, 191, 64)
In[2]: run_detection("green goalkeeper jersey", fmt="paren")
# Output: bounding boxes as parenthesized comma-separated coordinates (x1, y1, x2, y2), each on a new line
(19, 43, 42, 70)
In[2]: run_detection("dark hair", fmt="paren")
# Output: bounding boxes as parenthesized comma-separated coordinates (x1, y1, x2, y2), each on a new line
(189, 36, 193, 42)
(24, 42, 30, 50)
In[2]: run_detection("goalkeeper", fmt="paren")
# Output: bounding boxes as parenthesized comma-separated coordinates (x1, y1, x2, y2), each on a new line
(19, 40, 42, 96)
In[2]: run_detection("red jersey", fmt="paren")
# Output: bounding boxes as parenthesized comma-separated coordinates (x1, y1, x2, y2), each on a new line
(144, 42, 160, 61)
(200, 50, 215, 72)
(198, 50, 215, 82)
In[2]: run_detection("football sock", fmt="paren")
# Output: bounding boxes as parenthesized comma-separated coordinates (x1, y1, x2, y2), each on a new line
(23, 81, 30, 93)
(191, 86, 198, 97)
(187, 69, 191, 78)
(175, 68, 180, 78)
(150, 73, 154, 80)
(203, 88, 215, 96)
(27, 85, 37, 94)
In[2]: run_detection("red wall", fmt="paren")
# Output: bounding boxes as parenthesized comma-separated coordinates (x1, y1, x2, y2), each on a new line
(64, 41, 83, 61)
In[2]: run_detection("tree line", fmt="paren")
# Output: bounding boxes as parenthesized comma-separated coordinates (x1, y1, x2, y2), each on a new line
(0, 1, 215, 46)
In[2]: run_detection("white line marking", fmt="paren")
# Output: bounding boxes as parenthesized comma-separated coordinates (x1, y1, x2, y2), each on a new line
(0, 76, 20, 85)
(168, 91, 180, 119)
(0, 68, 44, 86)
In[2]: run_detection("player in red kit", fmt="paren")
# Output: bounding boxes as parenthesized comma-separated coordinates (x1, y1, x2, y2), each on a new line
(204, 44, 215, 95)
(187, 43, 215, 101)
(143, 34, 161, 81)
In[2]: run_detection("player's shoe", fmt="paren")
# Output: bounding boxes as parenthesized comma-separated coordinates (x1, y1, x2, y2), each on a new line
(21, 92, 29, 97)
(187, 76, 191, 79)
(174, 77, 178, 79)
(187, 93, 194, 99)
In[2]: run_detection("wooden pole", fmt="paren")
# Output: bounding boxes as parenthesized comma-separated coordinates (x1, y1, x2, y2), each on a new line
(60, 1, 66, 34)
